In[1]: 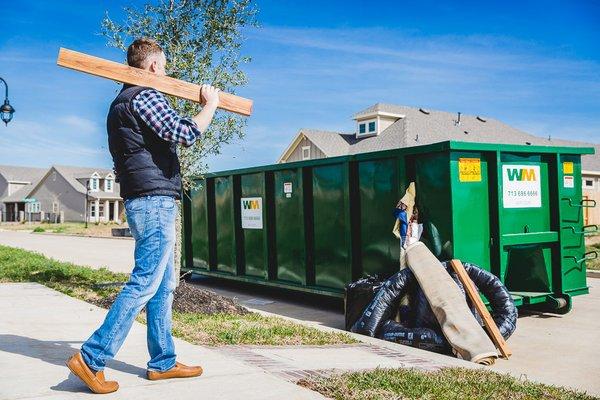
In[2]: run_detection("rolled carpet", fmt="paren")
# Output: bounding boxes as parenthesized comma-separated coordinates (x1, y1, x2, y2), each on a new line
(405, 242, 498, 364)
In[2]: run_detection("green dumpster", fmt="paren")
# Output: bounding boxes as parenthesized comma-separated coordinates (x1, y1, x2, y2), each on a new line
(182, 140, 596, 312)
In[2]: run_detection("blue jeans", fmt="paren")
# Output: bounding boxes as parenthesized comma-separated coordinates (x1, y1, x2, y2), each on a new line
(81, 195, 178, 372)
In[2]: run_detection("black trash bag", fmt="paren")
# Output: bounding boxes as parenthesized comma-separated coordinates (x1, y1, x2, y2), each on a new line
(377, 320, 451, 355)
(344, 275, 384, 331)
(350, 268, 416, 337)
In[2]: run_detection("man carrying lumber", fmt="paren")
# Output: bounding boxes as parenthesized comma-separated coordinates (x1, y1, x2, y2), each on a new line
(66, 38, 220, 394)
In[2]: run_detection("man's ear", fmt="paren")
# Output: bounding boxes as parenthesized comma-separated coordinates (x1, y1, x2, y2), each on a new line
(148, 59, 157, 73)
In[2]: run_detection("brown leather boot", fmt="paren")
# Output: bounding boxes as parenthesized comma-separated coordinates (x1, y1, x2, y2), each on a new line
(147, 361, 203, 381)
(65, 352, 119, 394)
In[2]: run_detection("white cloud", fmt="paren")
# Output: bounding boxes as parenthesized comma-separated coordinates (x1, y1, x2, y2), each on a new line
(57, 115, 101, 135)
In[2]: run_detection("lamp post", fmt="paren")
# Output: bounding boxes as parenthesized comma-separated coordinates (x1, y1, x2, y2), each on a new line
(85, 180, 90, 229)
(0, 77, 15, 126)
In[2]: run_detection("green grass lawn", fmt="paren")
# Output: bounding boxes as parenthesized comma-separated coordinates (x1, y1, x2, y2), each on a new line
(0, 244, 355, 346)
(299, 367, 597, 400)
(585, 242, 600, 271)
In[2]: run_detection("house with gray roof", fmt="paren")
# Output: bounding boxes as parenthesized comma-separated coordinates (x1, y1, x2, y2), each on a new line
(0, 165, 47, 222)
(277, 103, 600, 191)
(2, 165, 123, 223)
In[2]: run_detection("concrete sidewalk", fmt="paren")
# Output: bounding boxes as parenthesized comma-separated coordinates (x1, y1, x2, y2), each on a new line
(0, 283, 453, 400)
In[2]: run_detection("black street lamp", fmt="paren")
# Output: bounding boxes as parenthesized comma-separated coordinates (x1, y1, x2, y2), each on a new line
(0, 77, 15, 126)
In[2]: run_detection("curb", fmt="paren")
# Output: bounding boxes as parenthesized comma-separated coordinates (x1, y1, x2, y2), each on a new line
(34, 232, 134, 241)
(587, 270, 600, 279)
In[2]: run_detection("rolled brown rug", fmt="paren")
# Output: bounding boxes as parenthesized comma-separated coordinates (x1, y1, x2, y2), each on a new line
(405, 242, 498, 364)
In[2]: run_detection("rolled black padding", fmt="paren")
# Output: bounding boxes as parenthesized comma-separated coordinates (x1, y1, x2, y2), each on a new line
(377, 320, 451, 355)
(349, 261, 517, 342)
(350, 268, 415, 336)
(462, 261, 518, 339)
(344, 275, 385, 331)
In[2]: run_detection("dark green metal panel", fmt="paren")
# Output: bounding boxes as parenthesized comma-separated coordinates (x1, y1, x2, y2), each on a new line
(414, 152, 454, 260)
(214, 176, 235, 274)
(449, 152, 492, 271)
(190, 182, 209, 269)
(312, 163, 350, 290)
(240, 173, 267, 278)
(358, 158, 401, 278)
(273, 168, 306, 284)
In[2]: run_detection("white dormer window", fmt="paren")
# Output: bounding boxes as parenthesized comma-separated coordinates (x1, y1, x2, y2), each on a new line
(302, 146, 311, 160)
(357, 119, 377, 136)
(104, 173, 114, 192)
(89, 172, 100, 192)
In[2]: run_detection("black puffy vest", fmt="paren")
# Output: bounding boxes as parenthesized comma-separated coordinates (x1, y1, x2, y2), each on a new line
(107, 85, 182, 200)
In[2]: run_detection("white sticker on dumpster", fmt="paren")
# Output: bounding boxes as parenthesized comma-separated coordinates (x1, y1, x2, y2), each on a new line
(502, 165, 541, 208)
(241, 197, 263, 229)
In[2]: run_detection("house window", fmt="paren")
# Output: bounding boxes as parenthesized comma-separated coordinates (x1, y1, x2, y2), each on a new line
(105, 179, 114, 192)
(584, 179, 595, 189)
(359, 123, 366, 134)
(27, 202, 40, 213)
(368, 121, 376, 132)
(90, 178, 99, 191)
(52, 202, 59, 213)
(90, 203, 96, 218)
(302, 146, 311, 161)
(99, 204, 104, 217)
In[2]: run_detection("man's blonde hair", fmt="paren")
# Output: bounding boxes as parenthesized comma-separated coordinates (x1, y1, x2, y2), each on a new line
(127, 38, 163, 69)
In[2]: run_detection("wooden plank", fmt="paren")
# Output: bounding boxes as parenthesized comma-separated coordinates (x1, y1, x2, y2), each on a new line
(56, 47, 253, 116)
(449, 259, 512, 359)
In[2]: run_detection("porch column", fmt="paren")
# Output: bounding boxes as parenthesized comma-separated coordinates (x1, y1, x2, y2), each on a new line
(94, 199, 100, 223)
(113, 201, 120, 223)
(104, 200, 110, 222)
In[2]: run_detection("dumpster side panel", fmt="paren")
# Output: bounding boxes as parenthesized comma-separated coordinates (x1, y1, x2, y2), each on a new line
(558, 154, 588, 294)
(273, 168, 306, 284)
(358, 158, 401, 278)
(214, 176, 236, 274)
(312, 163, 350, 290)
(190, 180, 209, 269)
(240, 173, 266, 278)
(414, 152, 453, 260)
(449, 151, 492, 271)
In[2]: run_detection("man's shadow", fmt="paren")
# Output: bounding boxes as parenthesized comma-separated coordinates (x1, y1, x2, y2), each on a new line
(0, 334, 147, 393)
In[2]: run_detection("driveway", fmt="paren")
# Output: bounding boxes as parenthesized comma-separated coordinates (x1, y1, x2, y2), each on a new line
(0, 230, 134, 274)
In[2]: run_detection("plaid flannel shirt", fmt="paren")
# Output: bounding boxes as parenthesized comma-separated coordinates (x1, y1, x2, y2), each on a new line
(132, 89, 202, 147)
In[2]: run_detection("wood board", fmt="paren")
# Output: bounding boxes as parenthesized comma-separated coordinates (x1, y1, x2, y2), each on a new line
(56, 47, 252, 116)
(449, 259, 512, 359)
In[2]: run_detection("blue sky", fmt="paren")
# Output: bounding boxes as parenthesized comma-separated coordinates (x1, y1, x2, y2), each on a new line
(1, 0, 599, 171)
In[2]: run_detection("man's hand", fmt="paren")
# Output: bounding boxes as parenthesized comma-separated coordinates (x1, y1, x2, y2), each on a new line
(200, 84, 220, 106)
(192, 84, 221, 136)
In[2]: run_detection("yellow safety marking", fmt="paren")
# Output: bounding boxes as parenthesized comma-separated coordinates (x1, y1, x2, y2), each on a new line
(459, 158, 482, 182)
(563, 161, 574, 174)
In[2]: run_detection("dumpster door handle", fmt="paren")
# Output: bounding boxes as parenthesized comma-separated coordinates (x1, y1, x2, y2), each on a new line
(562, 225, 599, 236)
(562, 198, 596, 208)
(564, 251, 598, 264)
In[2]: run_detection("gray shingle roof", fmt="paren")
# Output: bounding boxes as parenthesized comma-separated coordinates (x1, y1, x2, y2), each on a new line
(298, 104, 598, 170)
(0, 165, 46, 183)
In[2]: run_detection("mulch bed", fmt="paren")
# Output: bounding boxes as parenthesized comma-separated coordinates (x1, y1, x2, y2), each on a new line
(91, 280, 249, 315)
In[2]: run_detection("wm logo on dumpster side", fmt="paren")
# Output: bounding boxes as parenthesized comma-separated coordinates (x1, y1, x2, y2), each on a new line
(506, 167, 537, 182)
(242, 199, 261, 210)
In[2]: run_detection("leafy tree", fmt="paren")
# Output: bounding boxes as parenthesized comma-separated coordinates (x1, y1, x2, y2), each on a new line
(101, 0, 258, 278)
(102, 0, 258, 184)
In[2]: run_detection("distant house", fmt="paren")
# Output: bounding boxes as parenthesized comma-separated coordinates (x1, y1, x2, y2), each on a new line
(1, 165, 123, 223)
(0, 165, 46, 222)
(277, 102, 600, 186)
